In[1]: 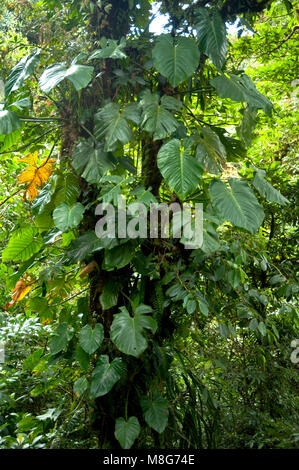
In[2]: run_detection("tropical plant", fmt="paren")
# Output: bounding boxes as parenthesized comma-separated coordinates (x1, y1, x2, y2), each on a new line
(0, 0, 298, 449)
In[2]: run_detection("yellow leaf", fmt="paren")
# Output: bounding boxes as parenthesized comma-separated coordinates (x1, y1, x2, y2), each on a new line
(18, 152, 54, 201)
(3, 278, 33, 310)
(19, 151, 39, 166)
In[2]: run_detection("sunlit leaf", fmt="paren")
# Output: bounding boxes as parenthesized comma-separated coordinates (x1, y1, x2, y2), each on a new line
(18, 152, 54, 201)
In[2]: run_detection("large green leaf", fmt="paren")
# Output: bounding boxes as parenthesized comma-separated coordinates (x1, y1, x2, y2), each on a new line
(100, 279, 119, 310)
(152, 35, 200, 87)
(94, 102, 140, 151)
(201, 222, 220, 254)
(53, 174, 80, 206)
(238, 106, 257, 147)
(31, 181, 55, 216)
(140, 90, 181, 140)
(79, 323, 104, 355)
(49, 323, 74, 355)
(73, 377, 88, 397)
(0, 128, 21, 152)
(53, 202, 85, 232)
(157, 139, 203, 199)
(103, 244, 135, 271)
(210, 73, 273, 115)
(114, 417, 140, 449)
(196, 8, 227, 70)
(253, 169, 289, 206)
(90, 355, 123, 398)
(140, 393, 169, 433)
(75, 346, 90, 371)
(89, 38, 127, 60)
(209, 178, 264, 233)
(110, 306, 157, 357)
(5, 49, 40, 97)
(64, 231, 103, 265)
(39, 63, 93, 93)
(2, 227, 42, 262)
(0, 110, 21, 135)
(72, 138, 116, 183)
(100, 175, 129, 205)
(195, 127, 226, 174)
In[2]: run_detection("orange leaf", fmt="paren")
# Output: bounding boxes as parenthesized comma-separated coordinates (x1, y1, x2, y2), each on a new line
(3, 278, 33, 310)
(18, 151, 54, 201)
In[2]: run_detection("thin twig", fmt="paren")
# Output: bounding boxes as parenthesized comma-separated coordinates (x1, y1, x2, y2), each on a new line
(0, 127, 60, 155)
(0, 189, 22, 208)
(51, 288, 89, 307)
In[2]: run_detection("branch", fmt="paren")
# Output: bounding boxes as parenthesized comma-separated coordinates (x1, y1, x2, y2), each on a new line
(255, 25, 299, 58)
(0, 189, 22, 208)
(51, 288, 89, 307)
(0, 127, 60, 156)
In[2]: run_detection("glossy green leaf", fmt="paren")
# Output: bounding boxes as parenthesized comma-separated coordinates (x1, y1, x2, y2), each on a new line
(114, 416, 140, 449)
(210, 73, 273, 115)
(73, 377, 88, 397)
(195, 127, 226, 174)
(0, 110, 21, 135)
(253, 169, 289, 206)
(39, 63, 93, 93)
(140, 393, 169, 433)
(53, 173, 80, 206)
(72, 138, 116, 183)
(79, 323, 104, 354)
(5, 49, 40, 97)
(102, 244, 135, 271)
(238, 106, 257, 147)
(75, 346, 90, 371)
(2, 227, 42, 262)
(110, 306, 157, 357)
(90, 355, 123, 398)
(157, 139, 203, 199)
(140, 90, 181, 140)
(209, 178, 264, 233)
(152, 35, 200, 87)
(100, 279, 119, 310)
(94, 102, 140, 151)
(89, 37, 127, 60)
(64, 231, 103, 265)
(53, 202, 85, 232)
(49, 323, 73, 355)
(196, 8, 227, 70)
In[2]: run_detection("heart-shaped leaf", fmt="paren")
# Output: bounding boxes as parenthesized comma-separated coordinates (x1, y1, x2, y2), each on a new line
(90, 355, 123, 398)
(79, 323, 104, 354)
(152, 35, 200, 87)
(114, 416, 140, 449)
(157, 139, 203, 199)
(110, 306, 157, 357)
(39, 63, 93, 93)
(141, 393, 169, 433)
(50, 323, 74, 355)
(53, 202, 85, 232)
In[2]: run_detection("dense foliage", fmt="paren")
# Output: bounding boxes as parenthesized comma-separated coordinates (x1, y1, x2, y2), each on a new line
(0, 0, 298, 449)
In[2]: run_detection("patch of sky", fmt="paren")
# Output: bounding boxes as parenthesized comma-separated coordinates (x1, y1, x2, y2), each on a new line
(149, 1, 249, 37)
